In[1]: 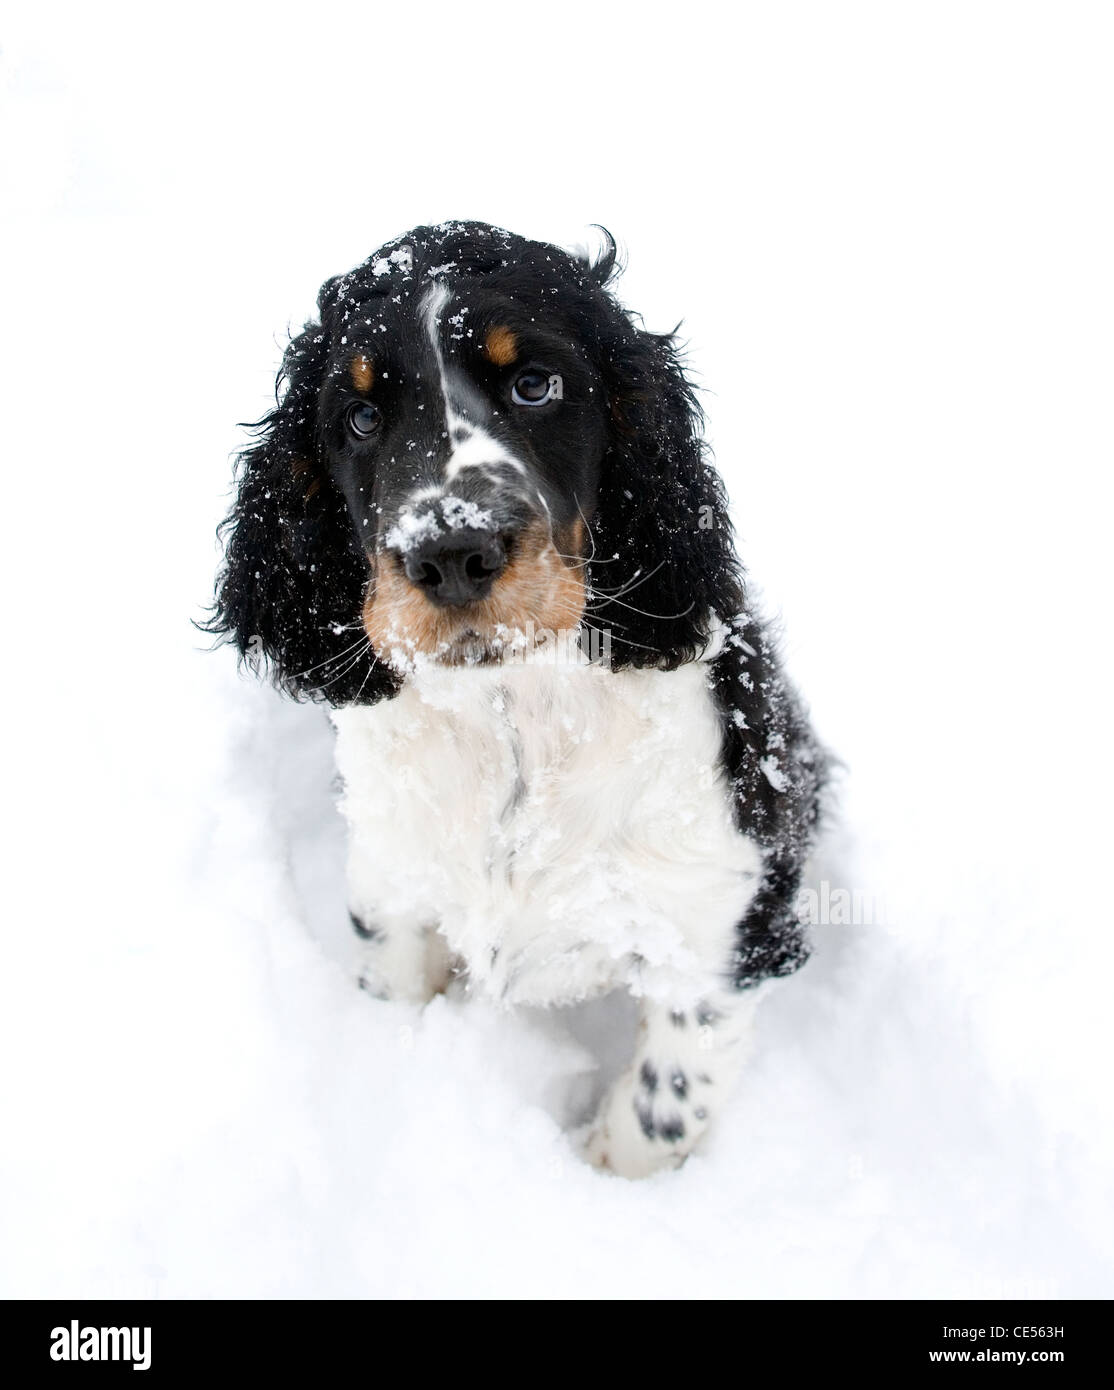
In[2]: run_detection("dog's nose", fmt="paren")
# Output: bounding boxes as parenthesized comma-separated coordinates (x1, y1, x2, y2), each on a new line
(402, 527, 508, 606)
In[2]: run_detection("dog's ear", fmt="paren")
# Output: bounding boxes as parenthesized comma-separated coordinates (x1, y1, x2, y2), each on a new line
(589, 303, 744, 669)
(203, 322, 397, 705)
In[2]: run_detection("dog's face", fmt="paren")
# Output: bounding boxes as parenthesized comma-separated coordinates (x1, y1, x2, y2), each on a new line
(209, 222, 741, 704)
(314, 250, 609, 666)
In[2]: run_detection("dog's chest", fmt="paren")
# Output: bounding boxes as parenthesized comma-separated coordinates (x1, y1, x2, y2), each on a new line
(332, 661, 760, 1005)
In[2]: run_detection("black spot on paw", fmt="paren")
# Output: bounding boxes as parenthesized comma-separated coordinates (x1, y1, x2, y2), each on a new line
(640, 1060, 658, 1094)
(349, 911, 380, 941)
(670, 1070, 688, 1100)
(670, 1010, 687, 1028)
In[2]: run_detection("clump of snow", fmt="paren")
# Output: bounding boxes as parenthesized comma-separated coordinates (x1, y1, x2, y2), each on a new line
(370, 247, 413, 279)
(383, 510, 443, 554)
(384, 496, 495, 554)
(441, 496, 494, 531)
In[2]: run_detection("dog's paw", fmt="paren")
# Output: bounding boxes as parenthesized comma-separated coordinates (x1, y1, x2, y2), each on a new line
(353, 918, 457, 1006)
(582, 1080, 692, 1180)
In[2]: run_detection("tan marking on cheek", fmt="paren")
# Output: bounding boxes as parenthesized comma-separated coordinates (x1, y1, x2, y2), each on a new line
(494, 524, 587, 635)
(362, 557, 453, 658)
(543, 547, 588, 632)
(350, 354, 374, 392)
(485, 326, 518, 368)
(555, 516, 587, 563)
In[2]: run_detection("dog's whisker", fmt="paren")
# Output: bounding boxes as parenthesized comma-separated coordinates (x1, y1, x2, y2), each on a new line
(552, 541, 592, 561)
(303, 639, 375, 693)
(587, 560, 667, 601)
(349, 642, 382, 704)
(586, 589, 695, 623)
(288, 630, 375, 680)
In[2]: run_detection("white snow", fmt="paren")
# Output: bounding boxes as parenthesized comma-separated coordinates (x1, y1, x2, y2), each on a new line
(1, 1, 1111, 1299)
(439, 497, 494, 532)
(383, 509, 444, 554)
(383, 497, 496, 553)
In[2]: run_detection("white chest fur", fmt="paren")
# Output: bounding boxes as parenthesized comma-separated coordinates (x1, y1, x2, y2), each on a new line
(332, 658, 761, 1008)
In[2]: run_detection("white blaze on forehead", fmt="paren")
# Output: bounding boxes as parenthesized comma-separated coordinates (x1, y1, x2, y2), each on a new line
(443, 427, 525, 482)
(418, 281, 527, 484)
(419, 279, 453, 351)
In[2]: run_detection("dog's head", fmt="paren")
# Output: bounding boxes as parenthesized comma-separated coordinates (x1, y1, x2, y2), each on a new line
(207, 222, 742, 703)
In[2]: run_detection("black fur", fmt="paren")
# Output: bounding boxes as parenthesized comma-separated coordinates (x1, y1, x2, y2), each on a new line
(204, 220, 828, 989)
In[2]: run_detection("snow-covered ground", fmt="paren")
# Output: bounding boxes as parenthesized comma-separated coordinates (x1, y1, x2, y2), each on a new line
(2, 3, 1111, 1297)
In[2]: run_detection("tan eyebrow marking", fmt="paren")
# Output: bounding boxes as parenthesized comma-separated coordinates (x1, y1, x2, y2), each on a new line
(485, 326, 518, 367)
(350, 354, 374, 392)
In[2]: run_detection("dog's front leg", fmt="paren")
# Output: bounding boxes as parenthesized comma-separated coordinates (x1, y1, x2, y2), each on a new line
(584, 991, 760, 1179)
(343, 800, 455, 1003)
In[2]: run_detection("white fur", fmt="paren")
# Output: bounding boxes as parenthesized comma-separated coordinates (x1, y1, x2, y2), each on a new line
(333, 656, 760, 1009)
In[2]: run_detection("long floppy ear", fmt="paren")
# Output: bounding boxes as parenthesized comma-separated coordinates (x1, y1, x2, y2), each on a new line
(203, 318, 397, 706)
(587, 283, 745, 669)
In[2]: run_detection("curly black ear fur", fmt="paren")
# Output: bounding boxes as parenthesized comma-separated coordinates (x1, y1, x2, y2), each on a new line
(583, 246, 744, 669)
(202, 321, 398, 705)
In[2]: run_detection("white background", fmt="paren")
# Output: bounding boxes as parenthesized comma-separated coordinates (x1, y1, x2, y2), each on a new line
(1, 1, 1111, 1296)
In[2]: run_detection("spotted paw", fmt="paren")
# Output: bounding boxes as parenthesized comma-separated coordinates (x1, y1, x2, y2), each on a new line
(583, 1077, 695, 1180)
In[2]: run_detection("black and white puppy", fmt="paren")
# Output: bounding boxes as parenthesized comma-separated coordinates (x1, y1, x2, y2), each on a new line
(208, 222, 827, 1178)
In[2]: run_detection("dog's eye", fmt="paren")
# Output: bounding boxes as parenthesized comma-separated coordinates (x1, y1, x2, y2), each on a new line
(511, 370, 562, 407)
(346, 402, 383, 438)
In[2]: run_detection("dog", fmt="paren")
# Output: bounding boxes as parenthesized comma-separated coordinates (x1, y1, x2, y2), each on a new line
(207, 221, 827, 1178)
